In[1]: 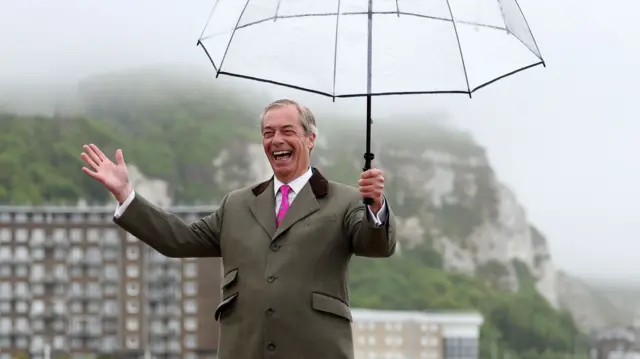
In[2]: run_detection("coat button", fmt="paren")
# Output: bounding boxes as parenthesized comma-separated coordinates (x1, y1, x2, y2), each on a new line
(267, 342, 276, 351)
(267, 275, 276, 283)
(266, 308, 274, 316)
(270, 243, 280, 252)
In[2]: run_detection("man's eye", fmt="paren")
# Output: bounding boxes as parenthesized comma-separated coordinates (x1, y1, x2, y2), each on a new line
(284, 130, 295, 135)
(263, 132, 274, 137)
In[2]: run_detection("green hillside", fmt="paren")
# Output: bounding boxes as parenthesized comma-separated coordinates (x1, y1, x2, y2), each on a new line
(0, 69, 588, 359)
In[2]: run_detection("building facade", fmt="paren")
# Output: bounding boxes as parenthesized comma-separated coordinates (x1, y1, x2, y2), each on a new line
(0, 205, 222, 359)
(352, 309, 484, 359)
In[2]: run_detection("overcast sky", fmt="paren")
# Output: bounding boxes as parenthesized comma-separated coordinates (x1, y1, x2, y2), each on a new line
(1, 0, 638, 281)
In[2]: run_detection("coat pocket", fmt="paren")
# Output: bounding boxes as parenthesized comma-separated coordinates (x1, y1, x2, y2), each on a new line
(221, 269, 238, 289)
(214, 293, 239, 321)
(215, 269, 240, 321)
(311, 292, 352, 322)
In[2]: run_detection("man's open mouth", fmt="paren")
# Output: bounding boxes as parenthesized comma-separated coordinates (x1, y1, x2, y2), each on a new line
(273, 150, 292, 161)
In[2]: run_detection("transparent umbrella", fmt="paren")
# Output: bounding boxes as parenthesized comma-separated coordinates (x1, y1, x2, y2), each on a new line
(197, 0, 544, 204)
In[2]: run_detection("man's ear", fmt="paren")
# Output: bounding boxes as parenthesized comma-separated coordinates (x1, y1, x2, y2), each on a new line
(307, 133, 316, 150)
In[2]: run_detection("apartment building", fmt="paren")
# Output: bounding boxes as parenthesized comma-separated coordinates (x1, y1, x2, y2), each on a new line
(0, 205, 222, 359)
(351, 308, 484, 359)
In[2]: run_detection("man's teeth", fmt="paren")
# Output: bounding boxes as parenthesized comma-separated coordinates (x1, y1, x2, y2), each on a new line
(273, 151, 292, 158)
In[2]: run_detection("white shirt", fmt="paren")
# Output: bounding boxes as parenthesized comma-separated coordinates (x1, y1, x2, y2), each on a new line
(115, 168, 388, 226)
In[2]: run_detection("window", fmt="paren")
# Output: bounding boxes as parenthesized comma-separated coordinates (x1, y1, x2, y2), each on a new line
(126, 335, 139, 349)
(103, 284, 118, 297)
(0, 247, 11, 260)
(183, 262, 197, 277)
(126, 318, 139, 331)
(127, 282, 139, 296)
(87, 229, 100, 242)
(31, 247, 44, 260)
(183, 281, 197, 296)
(31, 301, 45, 316)
(70, 247, 84, 261)
(126, 300, 139, 314)
(126, 233, 137, 243)
(0, 229, 10, 242)
(183, 334, 197, 349)
(87, 283, 101, 296)
(15, 300, 28, 313)
(32, 284, 44, 295)
(126, 265, 139, 278)
(14, 265, 28, 277)
(0, 264, 10, 277)
(126, 246, 139, 260)
(103, 300, 118, 316)
(184, 317, 197, 331)
(69, 228, 83, 242)
(183, 300, 197, 314)
(31, 320, 44, 331)
(14, 229, 28, 242)
(53, 336, 65, 349)
(103, 265, 118, 281)
(443, 337, 479, 359)
(103, 248, 118, 260)
(86, 247, 101, 262)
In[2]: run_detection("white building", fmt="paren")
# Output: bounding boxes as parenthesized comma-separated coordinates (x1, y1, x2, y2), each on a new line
(352, 308, 484, 359)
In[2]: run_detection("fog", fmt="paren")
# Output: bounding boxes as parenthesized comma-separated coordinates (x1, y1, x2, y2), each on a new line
(2, 0, 640, 281)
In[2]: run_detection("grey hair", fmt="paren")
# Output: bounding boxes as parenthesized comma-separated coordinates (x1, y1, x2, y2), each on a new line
(259, 99, 318, 137)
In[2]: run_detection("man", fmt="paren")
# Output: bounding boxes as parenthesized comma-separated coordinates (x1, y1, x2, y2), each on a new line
(80, 99, 396, 359)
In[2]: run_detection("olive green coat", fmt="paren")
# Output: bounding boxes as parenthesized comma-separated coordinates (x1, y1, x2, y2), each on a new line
(113, 168, 396, 359)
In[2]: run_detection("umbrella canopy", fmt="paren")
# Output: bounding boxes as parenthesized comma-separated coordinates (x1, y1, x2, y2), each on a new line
(197, 0, 543, 97)
(197, 0, 545, 203)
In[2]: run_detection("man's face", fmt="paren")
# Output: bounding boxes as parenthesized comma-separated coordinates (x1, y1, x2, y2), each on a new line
(262, 104, 315, 183)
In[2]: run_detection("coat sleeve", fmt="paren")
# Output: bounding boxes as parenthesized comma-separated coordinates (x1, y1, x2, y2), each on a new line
(113, 193, 227, 258)
(344, 194, 396, 258)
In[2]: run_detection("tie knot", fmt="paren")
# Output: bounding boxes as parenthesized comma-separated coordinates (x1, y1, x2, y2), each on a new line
(280, 184, 291, 196)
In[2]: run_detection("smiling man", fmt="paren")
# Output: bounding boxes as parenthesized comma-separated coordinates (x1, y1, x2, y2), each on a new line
(80, 98, 396, 359)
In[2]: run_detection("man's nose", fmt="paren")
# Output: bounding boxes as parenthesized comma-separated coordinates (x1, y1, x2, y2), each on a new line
(272, 132, 285, 144)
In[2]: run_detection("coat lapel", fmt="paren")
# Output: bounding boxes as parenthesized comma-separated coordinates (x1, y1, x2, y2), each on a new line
(249, 180, 277, 238)
(250, 168, 329, 241)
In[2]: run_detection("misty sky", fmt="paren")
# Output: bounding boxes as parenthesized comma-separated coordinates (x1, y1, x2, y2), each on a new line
(1, 0, 639, 280)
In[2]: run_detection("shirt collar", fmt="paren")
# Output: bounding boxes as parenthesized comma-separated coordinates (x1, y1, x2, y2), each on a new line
(273, 167, 313, 196)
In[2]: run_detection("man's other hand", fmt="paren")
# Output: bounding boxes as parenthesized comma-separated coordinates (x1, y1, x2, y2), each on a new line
(358, 168, 384, 214)
(81, 144, 132, 204)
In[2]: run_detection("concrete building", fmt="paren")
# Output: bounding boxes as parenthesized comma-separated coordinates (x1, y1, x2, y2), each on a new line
(0, 205, 222, 359)
(352, 308, 484, 359)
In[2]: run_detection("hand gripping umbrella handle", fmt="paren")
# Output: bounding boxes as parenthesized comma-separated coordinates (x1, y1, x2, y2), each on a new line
(362, 152, 375, 206)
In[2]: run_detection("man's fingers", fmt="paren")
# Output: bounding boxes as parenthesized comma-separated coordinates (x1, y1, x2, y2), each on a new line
(89, 143, 108, 162)
(81, 153, 99, 170)
(83, 144, 102, 165)
(82, 167, 102, 180)
(359, 184, 384, 193)
(361, 169, 383, 178)
(115, 149, 126, 166)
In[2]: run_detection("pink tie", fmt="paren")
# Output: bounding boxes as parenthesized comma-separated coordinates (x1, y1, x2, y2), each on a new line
(276, 185, 291, 227)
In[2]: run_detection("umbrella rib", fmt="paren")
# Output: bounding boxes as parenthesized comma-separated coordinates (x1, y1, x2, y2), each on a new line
(513, 0, 545, 59)
(216, 0, 252, 76)
(331, 0, 342, 99)
(274, 0, 282, 22)
(395, 0, 400, 16)
(443, 0, 472, 96)
(198, 0, 220, 41)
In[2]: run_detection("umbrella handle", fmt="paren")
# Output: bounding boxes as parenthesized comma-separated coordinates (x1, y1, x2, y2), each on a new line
(362, 152, 375, 206)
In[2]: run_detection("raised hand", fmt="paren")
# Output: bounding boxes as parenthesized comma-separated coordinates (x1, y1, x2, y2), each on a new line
(358, 168, 385, 214)
(81, 144, 132, 203)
